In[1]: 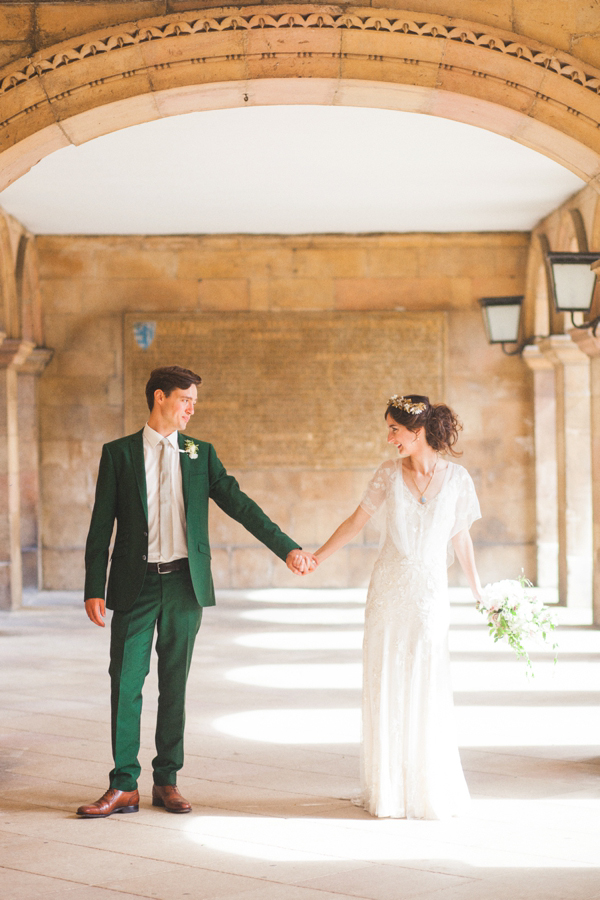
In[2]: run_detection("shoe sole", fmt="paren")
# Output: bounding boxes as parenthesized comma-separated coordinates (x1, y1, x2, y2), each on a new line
(152, 799, 192, 813)
(76, 805, 139, 818)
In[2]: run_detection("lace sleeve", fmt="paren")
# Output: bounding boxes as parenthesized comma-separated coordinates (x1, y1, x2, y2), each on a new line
(359, 461, 394, 516)
(449, 466, 481, 539)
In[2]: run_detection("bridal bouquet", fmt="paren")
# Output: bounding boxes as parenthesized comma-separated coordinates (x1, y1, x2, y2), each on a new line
(476, 576, 558, 674)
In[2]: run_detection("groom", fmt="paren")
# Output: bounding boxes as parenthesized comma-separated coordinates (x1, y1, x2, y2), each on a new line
(77, 365, 314, 818)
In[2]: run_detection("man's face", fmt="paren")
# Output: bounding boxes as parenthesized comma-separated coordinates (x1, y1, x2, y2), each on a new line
(156, 384, 198, 433)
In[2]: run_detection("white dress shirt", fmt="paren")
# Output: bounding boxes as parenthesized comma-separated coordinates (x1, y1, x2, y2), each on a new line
(143, 424, 188, 563)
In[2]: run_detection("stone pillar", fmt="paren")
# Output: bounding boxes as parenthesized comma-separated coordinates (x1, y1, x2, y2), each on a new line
(569, 327, 600, 623)
(539, 336, 593, 608)
(0, 339, 33, 609)
(522, 345, 559, 590)
(20, 348, 53, 590)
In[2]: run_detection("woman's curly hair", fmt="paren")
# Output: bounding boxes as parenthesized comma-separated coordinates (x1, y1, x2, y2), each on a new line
(385, 394, 463, 457)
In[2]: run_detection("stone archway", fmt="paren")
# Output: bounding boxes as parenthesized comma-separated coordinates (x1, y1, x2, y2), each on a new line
(2, 4, 600, 609)
(2, 6, 600, 190)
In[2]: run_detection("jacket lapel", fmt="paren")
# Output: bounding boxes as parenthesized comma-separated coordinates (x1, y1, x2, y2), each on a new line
(130, 429, 148, 521)
(178, 432, 190, 513)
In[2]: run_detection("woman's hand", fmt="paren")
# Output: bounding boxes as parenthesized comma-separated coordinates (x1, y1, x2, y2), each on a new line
(286, 550, 318, 575)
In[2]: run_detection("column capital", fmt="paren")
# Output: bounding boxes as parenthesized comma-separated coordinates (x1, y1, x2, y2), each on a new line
(20, 347, 53, 376)
(522, 344, 554, 372)
(537, 334, 590, 367)
(568, 326, 600, 359)
(0, 339, 35, 370)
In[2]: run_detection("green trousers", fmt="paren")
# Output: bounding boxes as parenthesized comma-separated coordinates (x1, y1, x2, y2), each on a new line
(108, 569, 202, 791)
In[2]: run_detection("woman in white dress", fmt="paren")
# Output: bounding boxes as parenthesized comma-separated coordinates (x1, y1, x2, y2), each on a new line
(312, 394, 482, 820)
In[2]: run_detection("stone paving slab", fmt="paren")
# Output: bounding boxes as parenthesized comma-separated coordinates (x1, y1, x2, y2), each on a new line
(1, 588, 599, 900)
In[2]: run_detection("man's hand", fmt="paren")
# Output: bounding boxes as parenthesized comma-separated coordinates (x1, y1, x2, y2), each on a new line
(286, 550, 318, 576)
(85, 597, 106, 627)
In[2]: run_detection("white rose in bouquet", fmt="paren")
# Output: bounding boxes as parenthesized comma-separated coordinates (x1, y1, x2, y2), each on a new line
(477, 575, 558, 674)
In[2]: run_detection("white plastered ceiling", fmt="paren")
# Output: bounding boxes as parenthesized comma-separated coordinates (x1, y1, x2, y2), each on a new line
(0, 106, 584, 235)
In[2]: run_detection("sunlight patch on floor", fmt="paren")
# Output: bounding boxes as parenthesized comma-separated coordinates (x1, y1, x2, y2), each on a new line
(241, 607, 365, 625)
(182, 808, 599, 867)
(213, 704, 600, 747)
(242, 588, 367, 604)
(214, 708, 360, 743)
(227, 663, 362, 689)
(226, 657, 593, 693)
(235, 630, 364, 650)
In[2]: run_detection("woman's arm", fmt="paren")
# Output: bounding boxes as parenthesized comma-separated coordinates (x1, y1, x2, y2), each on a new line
(452, 527, 482, 601)
(314, 505, 372, 565)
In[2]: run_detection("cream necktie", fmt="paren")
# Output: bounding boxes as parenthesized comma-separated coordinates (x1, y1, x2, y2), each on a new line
(158, 438, 174, 561)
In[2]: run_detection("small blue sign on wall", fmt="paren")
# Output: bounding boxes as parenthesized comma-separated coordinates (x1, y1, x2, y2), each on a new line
(133, 321, 156, 350)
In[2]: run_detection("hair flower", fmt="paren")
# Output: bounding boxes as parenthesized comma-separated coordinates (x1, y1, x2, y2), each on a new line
(387, 395, 427, 415)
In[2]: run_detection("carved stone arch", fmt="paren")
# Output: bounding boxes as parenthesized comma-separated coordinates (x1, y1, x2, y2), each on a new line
(523, 232, 557, 339)
(2, 6, 600, 190)
(567, 208, 589, 253)
(14, 234, 43, 346)
(0, 214, 18, 339)
(556, 206, 589, 253)
(591, 199, 600, 251)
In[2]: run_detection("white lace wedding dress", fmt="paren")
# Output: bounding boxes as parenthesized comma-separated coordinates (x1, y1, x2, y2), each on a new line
(356, 458, 481, 820)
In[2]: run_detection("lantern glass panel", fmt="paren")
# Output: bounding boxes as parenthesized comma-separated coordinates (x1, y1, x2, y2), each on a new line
(551, 262, 597, 312)
(485, 303, 521, 343)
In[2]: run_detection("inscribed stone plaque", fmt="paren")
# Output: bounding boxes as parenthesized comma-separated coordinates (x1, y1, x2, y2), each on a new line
(125, 311, 446, 468)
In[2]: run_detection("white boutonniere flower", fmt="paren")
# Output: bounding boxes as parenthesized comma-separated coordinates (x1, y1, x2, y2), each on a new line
(180, 439, 198, 460)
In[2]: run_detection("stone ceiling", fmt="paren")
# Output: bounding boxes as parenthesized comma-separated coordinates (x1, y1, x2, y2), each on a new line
(0, 106, 584, 235)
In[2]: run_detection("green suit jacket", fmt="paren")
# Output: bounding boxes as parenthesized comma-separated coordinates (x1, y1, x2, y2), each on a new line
(84, 430, 300, 610)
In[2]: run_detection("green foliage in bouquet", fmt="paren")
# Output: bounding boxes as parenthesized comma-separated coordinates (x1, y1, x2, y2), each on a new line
(476, 575, 558, 674)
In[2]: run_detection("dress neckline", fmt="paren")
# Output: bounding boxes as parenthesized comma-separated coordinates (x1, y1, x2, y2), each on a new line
(399, 459, 453, 505)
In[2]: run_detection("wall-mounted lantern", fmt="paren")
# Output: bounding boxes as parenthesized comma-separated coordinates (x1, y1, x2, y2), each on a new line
(547, 252, 600, 330)
(479, 296, 524, 354)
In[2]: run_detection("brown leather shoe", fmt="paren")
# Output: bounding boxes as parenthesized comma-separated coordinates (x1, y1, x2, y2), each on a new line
(152, 784, 192, 813)
(76, 788, 139, 818)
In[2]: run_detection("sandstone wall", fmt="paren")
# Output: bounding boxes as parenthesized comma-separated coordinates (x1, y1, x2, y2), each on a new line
(0, 210, 43, 594)
(36, 231, 533, 591)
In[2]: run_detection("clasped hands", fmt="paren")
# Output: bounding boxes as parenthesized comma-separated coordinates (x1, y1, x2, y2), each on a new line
(286, 550, 318, 576)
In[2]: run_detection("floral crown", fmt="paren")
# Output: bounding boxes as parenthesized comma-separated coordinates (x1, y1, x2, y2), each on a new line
(387, 395, 427, 415)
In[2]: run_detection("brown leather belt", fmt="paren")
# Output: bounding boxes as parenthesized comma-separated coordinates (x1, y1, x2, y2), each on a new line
(146, 558, 189, 575)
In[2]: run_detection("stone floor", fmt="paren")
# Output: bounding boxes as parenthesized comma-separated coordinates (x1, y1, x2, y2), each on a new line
(1, 587, 600, 900)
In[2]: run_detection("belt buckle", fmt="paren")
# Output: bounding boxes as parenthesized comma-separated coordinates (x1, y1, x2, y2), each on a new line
(156, 561, 167, 574)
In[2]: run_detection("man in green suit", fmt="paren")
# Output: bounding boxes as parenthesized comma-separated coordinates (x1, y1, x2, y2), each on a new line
(77, 365, 313, 818)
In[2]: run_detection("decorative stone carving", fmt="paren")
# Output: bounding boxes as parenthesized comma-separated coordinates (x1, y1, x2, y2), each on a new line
(1, 8, 600, 141)
(2, 11, 600, 101)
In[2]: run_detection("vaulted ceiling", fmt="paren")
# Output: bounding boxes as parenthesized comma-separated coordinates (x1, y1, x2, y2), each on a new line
(0, 106, 583, 235)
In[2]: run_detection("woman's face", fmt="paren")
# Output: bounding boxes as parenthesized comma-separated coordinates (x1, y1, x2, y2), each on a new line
(386, 414, 421, 457)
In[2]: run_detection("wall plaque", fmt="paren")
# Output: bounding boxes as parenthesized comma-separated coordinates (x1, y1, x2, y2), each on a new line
(125, 311, 446, 469)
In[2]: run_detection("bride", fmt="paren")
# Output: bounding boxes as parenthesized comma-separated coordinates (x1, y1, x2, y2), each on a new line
(311, 394, 482, 819)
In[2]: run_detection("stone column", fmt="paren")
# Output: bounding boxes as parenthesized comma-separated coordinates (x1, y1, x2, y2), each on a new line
(538, 335, 593, 608)
(0, 339, 34, 610)
(569, 327, 600, 623)
(20, 348, 53, 590)
(522, 345, 559, 590)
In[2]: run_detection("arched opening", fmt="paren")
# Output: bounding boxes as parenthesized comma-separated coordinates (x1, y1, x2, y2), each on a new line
(2, 7, 600, 190)
(1, 7, 599, 608)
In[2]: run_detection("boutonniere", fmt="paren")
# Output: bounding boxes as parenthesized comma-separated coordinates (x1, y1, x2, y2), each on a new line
(179, 439, 198, 460)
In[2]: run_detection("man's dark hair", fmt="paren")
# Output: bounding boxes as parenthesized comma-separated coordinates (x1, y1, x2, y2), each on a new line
(145, 366, 202, 411)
